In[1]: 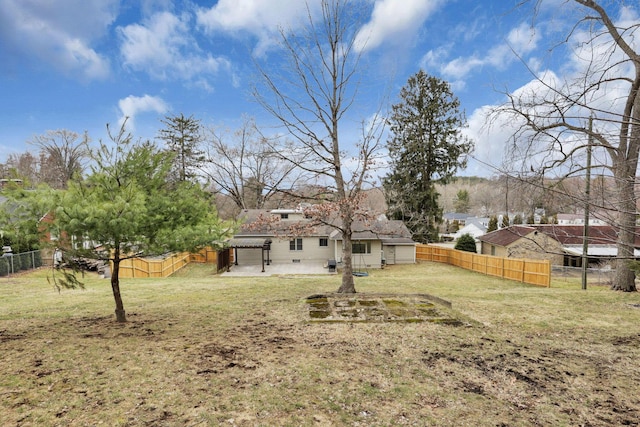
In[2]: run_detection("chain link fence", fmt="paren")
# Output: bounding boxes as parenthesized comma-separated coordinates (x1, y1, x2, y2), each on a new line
(0, 250, 45, 277)
(552, 265, 615, 286)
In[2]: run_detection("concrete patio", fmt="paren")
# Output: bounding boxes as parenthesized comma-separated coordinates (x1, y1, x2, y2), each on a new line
(220, 262, 335, 277)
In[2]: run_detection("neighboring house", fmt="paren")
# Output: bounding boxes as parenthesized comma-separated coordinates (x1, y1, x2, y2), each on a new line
(453, 217, 489, 240)
(556, 213, 608, 226)
(443, 212, 470, 228)
(479, 224, 640, 267)
(0, 179, 23, 190)
(229, 207, 416, 270)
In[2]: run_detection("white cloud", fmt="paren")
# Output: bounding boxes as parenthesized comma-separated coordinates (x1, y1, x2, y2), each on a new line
(463, 105, 511, 176)
(0, 0, 115, 80)
(118, 95, 169, 130)
(506, 22, 540, 57)
(196, 0, 442, 57)
(354, 0, 443, 52)
(427, 22, 540, 83)
(196, 0, 318, 56)
(118, 11, 231, 86)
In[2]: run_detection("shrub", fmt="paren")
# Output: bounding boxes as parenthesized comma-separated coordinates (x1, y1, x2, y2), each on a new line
(8, 254, 20, 272)
(34, 251, 43, 268)
(19, 253, 32, 270)
(455, 233, 477, 253)
(0, 257, 8, 276)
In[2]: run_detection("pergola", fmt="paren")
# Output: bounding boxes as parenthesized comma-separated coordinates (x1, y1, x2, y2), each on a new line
(226, 238, 272, 272)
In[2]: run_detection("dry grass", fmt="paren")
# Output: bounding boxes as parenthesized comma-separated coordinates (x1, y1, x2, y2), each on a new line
(1, 262, 640, 426)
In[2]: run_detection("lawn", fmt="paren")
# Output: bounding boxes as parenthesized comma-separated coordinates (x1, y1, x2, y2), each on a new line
(1, 262, 640, 426)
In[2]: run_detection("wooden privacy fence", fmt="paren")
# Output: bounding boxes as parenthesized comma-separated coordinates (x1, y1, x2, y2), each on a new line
(116, 247, 226, 278)
(415, 244, 551, 287)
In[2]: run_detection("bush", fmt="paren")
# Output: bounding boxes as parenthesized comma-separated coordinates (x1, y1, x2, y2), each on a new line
(34, 251, 43, 268)
(19, 253, 32, 270)
(8, 254, 20, 272)
(455, 233, 477, 253)
(0, 257, 8, 276)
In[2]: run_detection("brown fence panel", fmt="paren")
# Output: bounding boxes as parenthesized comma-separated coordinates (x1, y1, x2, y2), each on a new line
(190, 247, 219, 264)
(524, 259, 551, 287)
(113, 252, 191, 278)
(217, 248, 231, 272)
(485, 256, 504, 278)
(471, 253, 488, 275)
(415, 245, 433, 261)
(415, 244, 550, 287)
(503, 258, 525, 283)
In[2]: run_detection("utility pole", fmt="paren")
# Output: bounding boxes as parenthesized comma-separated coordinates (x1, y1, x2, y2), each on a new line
(582, 117, 593, 290)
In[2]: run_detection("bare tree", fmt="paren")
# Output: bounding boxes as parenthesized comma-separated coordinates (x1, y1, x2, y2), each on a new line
(253, 0, 386, 293)
(492, 0, 640, 291)
(4, 152, 39, 186)
(29, 130, 89, 189)
(201, 116, 304, 212)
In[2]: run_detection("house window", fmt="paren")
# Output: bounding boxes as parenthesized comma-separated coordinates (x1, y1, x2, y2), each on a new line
(280, 213, 289, 219)
(352, 241, 371, 254)
(290, 238, 303, 251)
(319, 238, 328, 247)
(491, 245, 496, 256)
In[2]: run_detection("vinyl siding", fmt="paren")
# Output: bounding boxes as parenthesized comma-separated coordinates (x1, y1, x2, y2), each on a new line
(237, 237, 333, 265)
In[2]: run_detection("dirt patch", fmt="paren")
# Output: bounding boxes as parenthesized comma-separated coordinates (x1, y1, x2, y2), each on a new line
(306, 292, 468, 325)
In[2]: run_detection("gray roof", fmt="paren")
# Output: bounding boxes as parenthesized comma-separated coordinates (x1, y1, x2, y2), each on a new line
(227, 238, 271, 248)
(235, 208, 414, 243)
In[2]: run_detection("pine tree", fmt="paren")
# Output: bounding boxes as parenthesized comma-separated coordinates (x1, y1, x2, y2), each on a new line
(158, 113, 204, 183)
(487, 216, 498, 232)
(383, 70, 473, 243)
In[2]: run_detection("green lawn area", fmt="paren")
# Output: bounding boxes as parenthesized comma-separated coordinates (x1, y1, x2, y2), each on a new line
(1, 262, 640, 426)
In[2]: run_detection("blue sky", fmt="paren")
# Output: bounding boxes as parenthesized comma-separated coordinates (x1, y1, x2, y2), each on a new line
(0, 0, 636, 177)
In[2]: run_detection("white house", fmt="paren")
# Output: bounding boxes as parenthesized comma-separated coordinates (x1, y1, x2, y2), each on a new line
(556, 213, 608, 226)
(229, 207, 416, 271)
(453, 217, 489, 240)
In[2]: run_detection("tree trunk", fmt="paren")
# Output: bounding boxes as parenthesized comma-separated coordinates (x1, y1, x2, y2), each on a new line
(111, 251, 127, 322)
(337, 203, 356, 293)
(337, 228, 356, 293)
(611, 166, 637, 292)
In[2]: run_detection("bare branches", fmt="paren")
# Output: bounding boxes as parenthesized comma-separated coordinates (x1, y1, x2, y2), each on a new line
(201, 117, 307, 212)
(252, 0, 386, 293)
(28, 129, 89, 189)
(492, 0, 640, 291)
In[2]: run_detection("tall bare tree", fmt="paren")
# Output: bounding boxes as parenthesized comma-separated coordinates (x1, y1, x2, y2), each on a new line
(253, 0, 385, 293)
(29, 130, 89, 189)
(492, 0, 640, 291)
(201, 116, 303, 212)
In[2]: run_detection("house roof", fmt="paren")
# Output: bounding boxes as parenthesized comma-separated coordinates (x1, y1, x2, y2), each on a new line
(443, 212, 471, 222)
(330, 218, 413, 241)
(236, 207, 414, 242)
(227, 238, 271, 248)
(563, 245, 640, 257)
(380, 237, 416, 245)
(478, 225, 537, 246)
(479, 225, 639, 247)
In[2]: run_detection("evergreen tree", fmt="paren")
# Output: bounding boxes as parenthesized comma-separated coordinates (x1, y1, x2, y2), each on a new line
(383, 70, 473, 243)
(455, 233, 477, 253)
(50, 123, 233, 322)
(487, 215, 498, 232)
(453, 189, 470, 213)
(158, 113, 204, 183)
